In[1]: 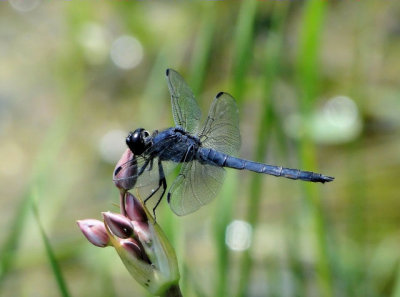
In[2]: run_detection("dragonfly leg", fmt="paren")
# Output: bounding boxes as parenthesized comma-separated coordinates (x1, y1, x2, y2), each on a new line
(166, 172, 185, 204)
(180, 144, 195, 163)
(152, 176, 166, 220)
(143, 159, 167, 220)
(167, 146, 193, 204)
(148, 158, 154, 171)
(137, 158, 151, 176)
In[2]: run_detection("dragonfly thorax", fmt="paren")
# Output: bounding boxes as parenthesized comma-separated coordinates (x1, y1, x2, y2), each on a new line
(126, 128, 151, 155)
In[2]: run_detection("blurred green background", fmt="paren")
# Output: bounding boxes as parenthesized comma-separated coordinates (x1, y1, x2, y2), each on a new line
(1, 0, 400, 296)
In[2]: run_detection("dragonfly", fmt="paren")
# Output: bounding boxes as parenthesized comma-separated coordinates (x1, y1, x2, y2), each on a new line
(114, 69, 334, 217)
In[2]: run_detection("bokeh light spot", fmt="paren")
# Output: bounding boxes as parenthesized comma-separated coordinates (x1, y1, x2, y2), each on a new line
(110, 35, 143, 70)
(98, 130, 127, 164)
(9, 0, 40, 12)
(285, 96, 362, 144)
(324, 96, 358, 128)
(313, 95, 362, 144)
(225, 220, 253, 251)
(78, 23, 109, 65)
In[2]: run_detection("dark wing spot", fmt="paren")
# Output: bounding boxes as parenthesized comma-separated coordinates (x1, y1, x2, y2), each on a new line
(216, 91, 224, 98)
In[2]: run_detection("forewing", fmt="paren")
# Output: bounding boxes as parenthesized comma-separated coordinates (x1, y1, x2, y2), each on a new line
(199, 92, 241, 157)
(168, 161, 226, 216)
(166, 69, 202, 134)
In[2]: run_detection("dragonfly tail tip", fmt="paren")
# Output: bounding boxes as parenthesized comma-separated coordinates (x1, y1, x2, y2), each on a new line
(322, 175, 335, 183)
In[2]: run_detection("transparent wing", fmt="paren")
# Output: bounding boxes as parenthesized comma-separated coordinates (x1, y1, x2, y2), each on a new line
(168, 161, 226, 216)
(113, 154, 177, 190)
(133, 158, 177, 208)
(199, 92, 241, 157)
(114, 153, 177, 210)
(167, 92, 240, 216)
(166, 68, 202, 134)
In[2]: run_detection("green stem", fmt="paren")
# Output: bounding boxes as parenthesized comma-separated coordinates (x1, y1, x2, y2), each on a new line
(236, 3, 289, 296)
(232, 0, 258, 103)
(32, 195, 71, 297)
(214, 2, 257, 295)
(189, 3, 217, 96)
(296, 0, 333, 296)
(163, 285, 183, 297)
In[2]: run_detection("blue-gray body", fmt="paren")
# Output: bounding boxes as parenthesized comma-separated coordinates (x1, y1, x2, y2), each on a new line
(117, 68, 334, 218)
(150, 127, 331, 183)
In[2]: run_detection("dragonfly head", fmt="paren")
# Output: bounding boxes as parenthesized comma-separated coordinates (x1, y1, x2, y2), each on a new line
(126, 128, 151, 155)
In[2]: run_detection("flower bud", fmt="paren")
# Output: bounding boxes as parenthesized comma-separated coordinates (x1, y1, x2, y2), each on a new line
(102, 212, 133, 239)
(120, 238, 142, 259)
(125, 192, 147, 222)
(113, 149, 138, 190)
(132, 221, 151, 245)
(81, 177, 180, 295)
(120, 238, 151, 264)
(103, 203, 180, 295)
(77, 219, 110, 247)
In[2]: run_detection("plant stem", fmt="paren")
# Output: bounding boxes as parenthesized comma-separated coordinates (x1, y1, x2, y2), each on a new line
(296, 0, 333, 296)
(236, 3, 288, 296)
(232, 0, 257, 103)
(32, 193, 71, 297)
(189, 3, 216, 96)
(163, 285, 183, 297)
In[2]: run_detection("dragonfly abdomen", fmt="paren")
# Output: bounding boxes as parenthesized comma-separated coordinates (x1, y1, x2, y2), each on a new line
(228, 157, 334, 183)
(198, 148, 334, 183)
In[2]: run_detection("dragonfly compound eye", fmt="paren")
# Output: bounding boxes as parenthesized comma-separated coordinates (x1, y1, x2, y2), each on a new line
(126, 128, 149, 155)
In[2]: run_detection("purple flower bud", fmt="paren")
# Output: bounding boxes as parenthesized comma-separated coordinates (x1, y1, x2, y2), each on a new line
(125, 192, 147, 222)
(102, 212, 133, 239)
(95, 209, 179, 296)
(120, 238, 142, 259)
(77, 219, 110, 247)
(132, 221, 151, 244)
(113, 149, 138, 190)
(120, 238, 151, 264)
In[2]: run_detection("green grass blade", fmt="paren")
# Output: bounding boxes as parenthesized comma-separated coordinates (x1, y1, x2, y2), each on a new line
(189, 3, 217, 96)
(0, 7, 85, 290)
(296, 0, 333, 296)
(0, 89, 82, 291)
(232, 0, 258, 103)
(0, 191, 32, 285)
(391, 263, 400, 297)
(235, 30, 275, 297)
(213, 1, 257, 296)
(213, 170, 238, 297)
(32, 194, 71, 297)
(235, 3, 290, 296)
